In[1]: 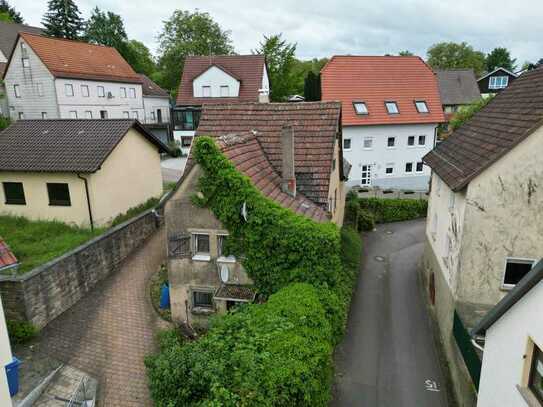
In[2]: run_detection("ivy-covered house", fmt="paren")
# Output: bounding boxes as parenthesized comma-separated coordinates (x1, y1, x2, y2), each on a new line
(163, 102, 346, 326)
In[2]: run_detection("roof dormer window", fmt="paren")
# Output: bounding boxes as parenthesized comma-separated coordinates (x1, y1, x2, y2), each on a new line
(415, 100, 429, 113)
(489, 76, 509, 89)
(385, 101, 399, 114)
(353, 101, 368, 115)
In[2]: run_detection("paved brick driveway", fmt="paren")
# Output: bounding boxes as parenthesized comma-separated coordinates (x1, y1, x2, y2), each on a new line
(38, 229, 169, 406)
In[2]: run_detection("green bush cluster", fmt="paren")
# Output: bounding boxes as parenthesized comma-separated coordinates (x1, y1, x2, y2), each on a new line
(359, 197, 428, 223)
(344, 191, 375, 231)
(146, 137, 363, 406)
(110, 197, 160, 227)
(6, 320, 37, 345)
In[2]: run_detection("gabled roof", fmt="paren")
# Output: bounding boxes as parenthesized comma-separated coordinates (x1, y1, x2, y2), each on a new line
(321, 55, 445, 126)
(424, 66, 543, 191)
(16, 33, 141, 84)
(195, 102, 342, 209)
(0, 238, 18, 272)
(435, 69, 481, 106)
(176, 55, 266, 106)
(0, 21, 42, 60)
(471, 259, 543, 336)
(0, 119, 169, 173)
(477, 67, 518, 82)
(193, 63, 242, 82)
(138, 73, 169, 98)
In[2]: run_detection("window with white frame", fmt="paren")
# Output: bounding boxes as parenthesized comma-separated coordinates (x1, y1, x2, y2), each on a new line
(387, 137, 396, 148)
(407, 135, 415, 146)
(120, 87, 127, 98)
(202, 86, 211, 97)
(99, 110, 108, 119)
(418, 135, 426, 146)
(363, 137, 373, 149)
(220, 85, 229, 97)
(129, 88, 136, 98)
(13, 84, 21, 98)
(415, 100, 429, 113)
(20, 42, 27, 55)
(65, 84, 74, 96)
(18, 112, 24, 119)
(343, 138, 352, 150)
(193, 234, 210, 259)
(97, 86, 105, 97)
(37, 83, 44, 97)
(527, 342, 543, 403)
(502, 258, 535, 289)
(489, 75, 509, 89)
(69, 111, 77, 119)
(85, 111, 92, 119)
(385, 101, 399, 114)
(41, 112, 47, 119)
(81, 85, 89, 97)
(192, 290, 213, 308)
(385, 163, 394, 175)
(353, 101, 368, 115)
(22, 57, 30, 68)
(416, 161, 424, 172)
(405, 162, 413, 173)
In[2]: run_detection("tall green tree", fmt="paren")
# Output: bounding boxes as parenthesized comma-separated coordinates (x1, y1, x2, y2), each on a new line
(156, 10, 234, 92)
(291, 57, 328, 96)
(304, 71, 321, 101)
(126, 40, 156, 77)
(0, 0, 22, 23)
(399, 50, 414, 56)
(253, 34, 297, 102)
(427, 42, 486, 76)
(42, 0, 84, 39)
(486, 47, 516, 72)
(522, 58, 543, 71)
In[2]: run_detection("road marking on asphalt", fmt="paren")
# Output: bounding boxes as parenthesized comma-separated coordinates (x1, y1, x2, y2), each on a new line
(425, 379, 440, 392)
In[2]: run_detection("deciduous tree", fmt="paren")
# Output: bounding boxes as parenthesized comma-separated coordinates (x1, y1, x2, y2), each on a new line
(427, 42, 486, 76)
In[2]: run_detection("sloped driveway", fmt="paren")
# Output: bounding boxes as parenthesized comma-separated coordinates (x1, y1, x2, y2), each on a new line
(332, 219, 449, 407)
(38, 229, 169, 406)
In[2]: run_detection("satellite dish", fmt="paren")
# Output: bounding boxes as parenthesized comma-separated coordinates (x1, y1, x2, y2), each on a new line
(220, 264, 229, 283)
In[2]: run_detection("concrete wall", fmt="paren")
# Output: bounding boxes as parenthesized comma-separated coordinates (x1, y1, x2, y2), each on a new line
(457, 125, 543, 309)
(0, 172, 90, 226)
(192, 66, 240, 98)
(477, 281, 543, 407)
(55, 78, 144, 120)
(87, 128, 163, 226)
(4, 37, 59, 120)
(0, 210, 162, 328)
(343, 123, 436, 190)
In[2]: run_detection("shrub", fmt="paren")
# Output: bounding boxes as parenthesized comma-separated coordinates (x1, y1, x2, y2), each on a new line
(358, 209, 375, 231)
(0, 115, 10, 131)
(167, 140, 181, 157)
(449, 96, 493, 132)
(110, 197, 159, 227)
(359, 197, 428, 223)
(6, 320, 37, 345)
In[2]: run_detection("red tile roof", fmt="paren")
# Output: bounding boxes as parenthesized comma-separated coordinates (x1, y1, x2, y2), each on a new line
(176, 55, 266, 106)
(18, 33, 141, 84)
(0, 238, 18, 271)
(321, 56, 445, 126)
(195, 102, 342, 208)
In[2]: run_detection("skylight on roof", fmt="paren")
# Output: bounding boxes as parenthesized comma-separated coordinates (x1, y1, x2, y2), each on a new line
(385, 102, 399, 114)
(415, 100, 429, 113)
(353, 101, 368, 115)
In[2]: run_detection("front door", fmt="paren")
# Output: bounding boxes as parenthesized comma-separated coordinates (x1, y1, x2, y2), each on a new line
(156, 109, 162, 123)
(361, 164, 372, 186)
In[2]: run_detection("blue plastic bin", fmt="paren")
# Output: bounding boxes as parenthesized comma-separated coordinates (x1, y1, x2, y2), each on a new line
(5, 356, 20, 397)
(159, 282, 170, 309)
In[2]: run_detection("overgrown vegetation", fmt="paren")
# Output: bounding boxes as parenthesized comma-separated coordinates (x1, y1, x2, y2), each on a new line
(6, 320, 37, 345)
(145, 136, 363, 406)
(359, 197, 428, 223)
(449, 96, 493, 132)
(150, 265, 171, 322)
(110, 197, 160, 227)
(0, 216, 103, 274)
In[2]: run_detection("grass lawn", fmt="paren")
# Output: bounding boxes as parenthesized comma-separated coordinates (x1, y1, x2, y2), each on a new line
(0, 216, 104, 275)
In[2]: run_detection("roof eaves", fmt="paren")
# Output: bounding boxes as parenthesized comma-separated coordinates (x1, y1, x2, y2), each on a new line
(477, 67, 518, 81)
(471, 259, 543, 336)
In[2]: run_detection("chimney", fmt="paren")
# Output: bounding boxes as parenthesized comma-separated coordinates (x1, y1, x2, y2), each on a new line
(258, 88, 270, 103)
(281, 125, 296, 197)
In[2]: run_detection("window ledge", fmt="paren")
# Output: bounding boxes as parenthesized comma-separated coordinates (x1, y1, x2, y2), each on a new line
(191, 306, 215, 315)
(517, 385, 541, 407)
(217, 256, 236, 263)
(192, 254, 211, 262)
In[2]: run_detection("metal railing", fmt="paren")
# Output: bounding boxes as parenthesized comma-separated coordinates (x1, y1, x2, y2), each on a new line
(66, 376, 94, 407)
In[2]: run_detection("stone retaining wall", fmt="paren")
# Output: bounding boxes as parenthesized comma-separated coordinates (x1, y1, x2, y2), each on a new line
(0, 208, 163, 328)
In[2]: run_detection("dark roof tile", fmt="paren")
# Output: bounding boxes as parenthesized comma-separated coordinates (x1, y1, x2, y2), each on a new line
(435, 69, 481, 105)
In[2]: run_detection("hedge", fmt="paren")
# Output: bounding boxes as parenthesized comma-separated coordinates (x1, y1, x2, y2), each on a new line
(146, 137, 362, 406)
(359, 197, 428, 223)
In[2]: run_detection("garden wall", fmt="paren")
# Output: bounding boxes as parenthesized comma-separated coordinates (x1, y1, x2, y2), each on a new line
(0, 208, 163, 328)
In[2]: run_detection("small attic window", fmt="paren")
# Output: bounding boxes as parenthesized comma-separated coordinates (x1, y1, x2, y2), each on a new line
(415, 100, 429, 113)
(502, 258, 535, 289)
(353, 101, 368, 115)
(385, 101, 399, 114)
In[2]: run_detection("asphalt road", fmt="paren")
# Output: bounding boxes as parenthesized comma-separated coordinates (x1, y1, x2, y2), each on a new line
(332, 219, 449, 407)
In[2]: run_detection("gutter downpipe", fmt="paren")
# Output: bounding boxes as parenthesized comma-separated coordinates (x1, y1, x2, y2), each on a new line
(77, 173, 94, 231)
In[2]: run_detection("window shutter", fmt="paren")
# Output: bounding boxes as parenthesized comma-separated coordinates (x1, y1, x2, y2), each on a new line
(168, 234, 191, 258)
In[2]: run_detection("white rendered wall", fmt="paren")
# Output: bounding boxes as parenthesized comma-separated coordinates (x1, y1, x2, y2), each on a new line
(343, 123, 437, 190)
(192, 66, 240, 98)
(142, 96, 170, 123)
(0, 296, 13, 407)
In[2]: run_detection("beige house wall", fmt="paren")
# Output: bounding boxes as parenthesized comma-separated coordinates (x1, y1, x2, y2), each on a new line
(87, 128, 163, 226)
(0, 171, 89, 226)
(328, 138, 346, 225)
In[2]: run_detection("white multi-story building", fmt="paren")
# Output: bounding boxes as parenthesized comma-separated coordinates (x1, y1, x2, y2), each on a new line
(4, 32, 169, 139)
(321, 56, 445, 191)
(173, 55, 270, 153)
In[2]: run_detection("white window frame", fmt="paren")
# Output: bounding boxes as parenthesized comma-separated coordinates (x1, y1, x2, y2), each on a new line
(69, 111, 77, 119)
(41, 112, 47, 119)
(385, 163, 395, 176)
(220, 85, 229, 97)
(363, 137, 373, 150)
(192, 233, 211, 261)
(405, 162, 413, 173)
(415, 161, 424, 173)
(353, 101, 368, 115)
(81, 85, 89, 97)
(489, 75, 509, 90)
(85, 111, 92, 119)
(97, 86, 105, 98)
(65, 83, 74, 97)
(129, 88, 136, 98)
(13, 84, 21, 98)
(343, 138, 352, 151)
(386, 136, 396, 148)
(418, 135, 426, 146)
(22, 58, 30, 68)
(385, 101, 399, 114)
(37, 83, 44, 97)
(99, 110, 108, 119)
(18, 112, 24, 119)
(120, 87, 127, 98)
(407, 135, 415, 147)
(360, 164, 372, 186)
(415, 100, 429, 113)
(501, 258, 536, 290)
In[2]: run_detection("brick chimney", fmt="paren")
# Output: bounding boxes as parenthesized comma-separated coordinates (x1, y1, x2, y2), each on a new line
(281, 125, 296, 197)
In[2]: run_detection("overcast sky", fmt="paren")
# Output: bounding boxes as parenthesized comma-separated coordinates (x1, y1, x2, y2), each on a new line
(14, 0, 543, 66)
